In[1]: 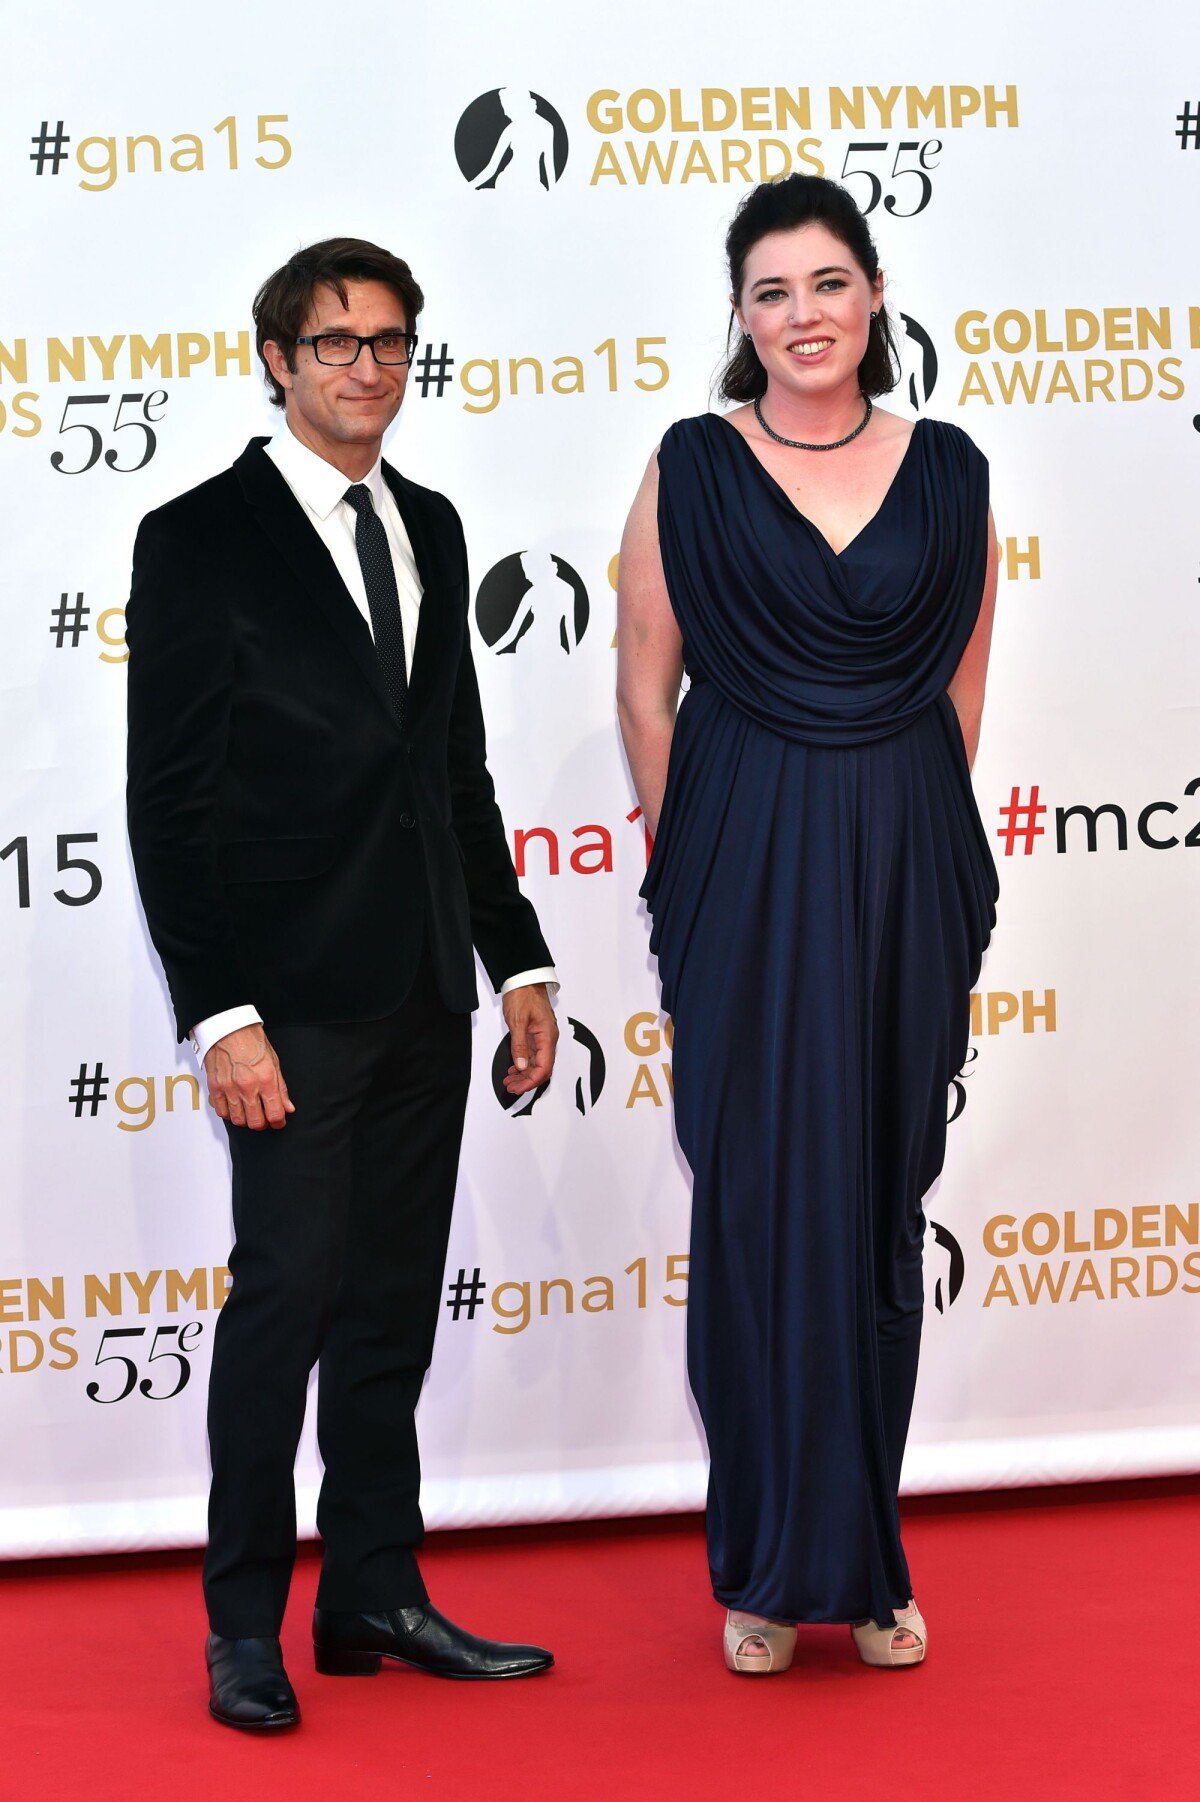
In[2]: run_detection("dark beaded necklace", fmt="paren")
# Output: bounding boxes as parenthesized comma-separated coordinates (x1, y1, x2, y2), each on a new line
(753, 394, 873, 451)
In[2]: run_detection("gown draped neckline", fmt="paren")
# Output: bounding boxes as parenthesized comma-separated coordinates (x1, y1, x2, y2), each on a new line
(653, 411, 991, 749)
(711, 412, 925, 563)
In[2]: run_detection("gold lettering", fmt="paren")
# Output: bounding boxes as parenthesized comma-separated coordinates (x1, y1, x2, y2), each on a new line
(1146, 1255, 1178, 1297)
(828, 87, 866, 130)
(124, 1270, 162, 1314)
(625, 139, 678, 183)
(0, 339, 29, 383)
(949, 87, 981, 127)
(1156, 357, 1185, 399)
(867, 86, 902, 128)
(958, 362, 993, 404)
(214, 331, 251, 376)
(164, 1268, 208, 1311)
(983, 1215, 1018, 1257)
(539, 1277, 574, 1317)
(983, 1264, 1018, 1306)
(590, 143, 627, 184)
(581, 1276, 616, 1313)
(1045, 361, 1080, 403)
(1003, 537, 1040, 579)
(1165, 1203, 1200, 1246)
(27, 1277, 66, 1321)
(169, 132, 204, 173)
(1131, 1206, 1161, 1249)
(84, 1272, 123, 1317)
(774, 89, 812, 131)
(668, 90, 699, 132)
(1019, 1260, 1069, 1303)
(701, 89, 737, 131)
(626, 1064, 664, 1108)
(721, 139, 753, 182)
(984, 85, 1019, 126)
(627, 89, 665, 133)
(491, 1280, 531, 1335)
(986, 992, 1019, 1034)
(1022, 989, 1055, 1032)
(176, 332, 211, 376)
(508, 355, 544, 395)
(551, 356, 585, 395)
(680, 140, 717, 183)
(129, 333, 173, 378)
(125, 133, 162, 174)
(586, 90, 621, 133)
(1095, 1210, 1127, 1250)
(461, 358, 501, 412)
(1110, 1256, 1140, 1297)
(1069, 1259, 1104, 1301)
(908, 88, 946, 128)
(47, 337, 87, 382)
(165, 1073, 200, 1113)
(1023, 1213, 1059, 1255)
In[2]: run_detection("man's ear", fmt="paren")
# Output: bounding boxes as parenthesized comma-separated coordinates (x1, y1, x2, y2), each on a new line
(262, 339, 293, 394)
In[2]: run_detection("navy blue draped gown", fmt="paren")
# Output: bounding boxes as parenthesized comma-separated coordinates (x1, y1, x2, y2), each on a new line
(643, 413, 998, 1627)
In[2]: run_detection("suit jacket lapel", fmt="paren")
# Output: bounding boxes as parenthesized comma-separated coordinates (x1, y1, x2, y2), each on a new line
(383, 462, 450, 702)
(233, 439, 398, 729)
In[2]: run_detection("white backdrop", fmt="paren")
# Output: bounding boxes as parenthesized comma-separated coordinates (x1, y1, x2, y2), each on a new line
(3, 0, 1198, 1557)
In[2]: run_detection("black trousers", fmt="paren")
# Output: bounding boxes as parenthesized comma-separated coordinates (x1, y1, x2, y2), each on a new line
(202, 948, 472, 1638)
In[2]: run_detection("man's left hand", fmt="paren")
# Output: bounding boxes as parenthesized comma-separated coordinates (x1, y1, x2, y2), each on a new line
(501, 984, 559, 1095)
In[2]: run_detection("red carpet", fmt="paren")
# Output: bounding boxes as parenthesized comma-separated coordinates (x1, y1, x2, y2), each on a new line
(4, 1479, 1195, 1802)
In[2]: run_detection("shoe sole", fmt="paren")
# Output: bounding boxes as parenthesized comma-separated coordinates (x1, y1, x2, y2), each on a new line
(314, 1646, 554, 1681)
(209, 1701, 301, 1730)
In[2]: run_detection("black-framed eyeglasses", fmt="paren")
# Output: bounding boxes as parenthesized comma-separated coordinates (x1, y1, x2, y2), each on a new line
(294, 331, 418, 367)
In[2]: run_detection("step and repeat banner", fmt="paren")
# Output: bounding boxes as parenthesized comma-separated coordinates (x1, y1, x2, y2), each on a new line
(3, 0, 1198, 1556)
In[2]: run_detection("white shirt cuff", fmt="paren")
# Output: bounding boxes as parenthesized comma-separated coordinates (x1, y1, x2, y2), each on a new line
(190, 1005, 264, 1065)
(500, 967, 559, 998)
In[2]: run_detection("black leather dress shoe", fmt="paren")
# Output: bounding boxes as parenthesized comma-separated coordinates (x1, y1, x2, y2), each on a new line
(206, 1632, 300, 1730)
(312, 1603, 553, 1680)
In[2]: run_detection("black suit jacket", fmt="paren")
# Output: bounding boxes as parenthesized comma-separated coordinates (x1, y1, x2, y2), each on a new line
(126, 438, 551, 1040)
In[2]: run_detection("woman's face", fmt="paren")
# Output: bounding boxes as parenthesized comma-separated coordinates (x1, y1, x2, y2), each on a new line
(734, 223, 883, 401)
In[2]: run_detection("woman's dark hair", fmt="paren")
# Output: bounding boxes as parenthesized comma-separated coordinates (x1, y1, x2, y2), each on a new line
(253, 237, 425, 407)
(719, 175, 898, 402)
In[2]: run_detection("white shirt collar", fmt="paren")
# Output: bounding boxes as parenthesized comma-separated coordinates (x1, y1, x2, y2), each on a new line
(268, 422, 386, 521)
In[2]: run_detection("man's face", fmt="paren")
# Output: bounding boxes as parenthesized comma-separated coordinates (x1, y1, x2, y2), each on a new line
(265, 279, 410, 468)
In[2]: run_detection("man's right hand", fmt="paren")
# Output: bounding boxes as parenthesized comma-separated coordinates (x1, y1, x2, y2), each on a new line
(204, 1026, 294, 1130)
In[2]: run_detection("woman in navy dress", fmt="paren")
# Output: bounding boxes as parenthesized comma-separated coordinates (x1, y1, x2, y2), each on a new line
(617, 176, 999, 1672)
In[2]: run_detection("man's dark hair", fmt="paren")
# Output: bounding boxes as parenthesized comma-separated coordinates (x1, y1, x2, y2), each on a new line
(252, 237, 425, 407)
(718, 175, 899, 402)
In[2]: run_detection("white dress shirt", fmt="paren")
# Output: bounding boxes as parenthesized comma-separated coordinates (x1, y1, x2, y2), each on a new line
(190, 424, 556, 1062)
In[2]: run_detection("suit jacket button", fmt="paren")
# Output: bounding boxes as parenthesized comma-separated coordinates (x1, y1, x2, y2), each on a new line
(399, 812, 415, 829)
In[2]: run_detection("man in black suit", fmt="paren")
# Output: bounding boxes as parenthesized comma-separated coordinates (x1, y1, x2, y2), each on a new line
(126, 238, 559, 1730)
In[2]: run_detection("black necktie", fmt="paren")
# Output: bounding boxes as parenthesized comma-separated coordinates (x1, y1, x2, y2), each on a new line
(343, 484, 408, 724)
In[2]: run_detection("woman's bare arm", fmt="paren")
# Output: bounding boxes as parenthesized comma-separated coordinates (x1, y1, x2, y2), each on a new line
(947, 507, 1000, 770)
(616, 449, 684, 836)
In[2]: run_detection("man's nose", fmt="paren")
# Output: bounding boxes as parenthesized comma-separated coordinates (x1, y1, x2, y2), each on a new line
(350, 343, 385, 381)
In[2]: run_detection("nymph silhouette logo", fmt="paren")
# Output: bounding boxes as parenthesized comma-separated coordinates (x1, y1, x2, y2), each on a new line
(455, 90, 569, 190)
(897, 313, 938, 410)
(928, 1221, 965, 1313)
(476, 551, 589, 656)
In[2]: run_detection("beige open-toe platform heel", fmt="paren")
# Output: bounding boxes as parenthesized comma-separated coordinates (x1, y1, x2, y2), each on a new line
(850, 1601, 927, 1668)
(723, 1612, 798, 1674)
